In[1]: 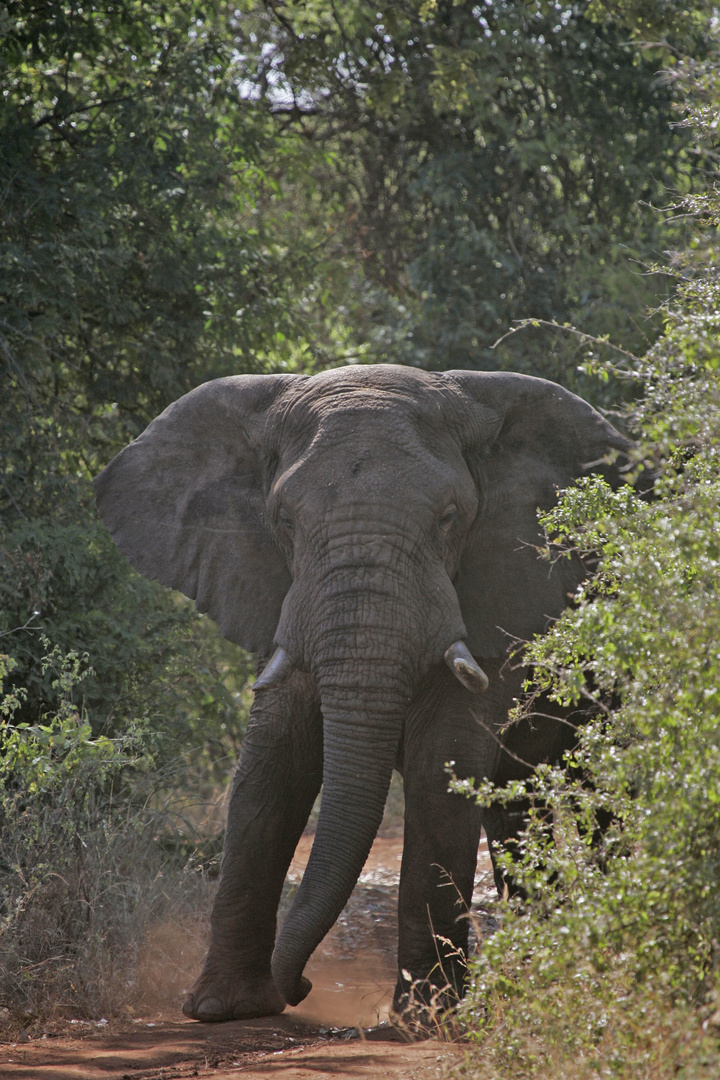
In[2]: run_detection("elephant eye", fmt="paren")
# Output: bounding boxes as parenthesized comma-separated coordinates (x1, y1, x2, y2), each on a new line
(439, 505, 458, 532)
(277, 512, 294, 535)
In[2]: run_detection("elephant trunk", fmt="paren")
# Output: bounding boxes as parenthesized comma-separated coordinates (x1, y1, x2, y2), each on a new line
(271, 649, 409, 1007)
(270, 536, 468, 1007)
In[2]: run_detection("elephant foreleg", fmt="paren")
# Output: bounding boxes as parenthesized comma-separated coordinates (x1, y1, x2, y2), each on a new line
(394, 659, 524, 1016)
(396, 786, 482, 1014)
(183, 670, 322, 1022)
(484, 690, 582, 896)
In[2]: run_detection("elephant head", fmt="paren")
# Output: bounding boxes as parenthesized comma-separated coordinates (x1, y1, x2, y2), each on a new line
(94, 365, 630, 1006)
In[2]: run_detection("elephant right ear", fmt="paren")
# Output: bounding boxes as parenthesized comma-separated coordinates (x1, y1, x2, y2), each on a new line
(446, 371, 633, 658)
(94, 374, 304, 655)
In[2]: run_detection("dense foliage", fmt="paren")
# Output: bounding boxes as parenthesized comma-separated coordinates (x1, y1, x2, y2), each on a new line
(238, 0, 697, 385)
(455, 34, 720, 1078)
(0, 0, 298, 751)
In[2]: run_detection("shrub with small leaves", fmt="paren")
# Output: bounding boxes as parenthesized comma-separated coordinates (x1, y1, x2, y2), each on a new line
(456, 20, 720, 1080)
(0, 644, 201, 1025)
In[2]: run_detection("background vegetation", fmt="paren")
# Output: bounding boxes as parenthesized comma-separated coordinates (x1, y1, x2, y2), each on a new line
(1, 0, 720, 1067)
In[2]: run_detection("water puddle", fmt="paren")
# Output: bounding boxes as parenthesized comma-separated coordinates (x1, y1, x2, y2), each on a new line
(136, 832, 495, 1029)
(286, 833, 494, 1028)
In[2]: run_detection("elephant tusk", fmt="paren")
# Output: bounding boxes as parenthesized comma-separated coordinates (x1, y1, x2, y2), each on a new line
(444, 641, 489, 693)
(251, 646, 295, 692)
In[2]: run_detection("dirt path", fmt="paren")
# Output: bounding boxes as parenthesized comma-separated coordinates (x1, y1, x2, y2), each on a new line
(0, 1016, 461, 1080)
(0, 835, 493, 1079)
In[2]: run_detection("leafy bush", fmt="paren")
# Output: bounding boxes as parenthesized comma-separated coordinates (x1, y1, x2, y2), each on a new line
(456, 436, 720, 1075)
(0, 0, 308, 779)
(0, 643, 215, 1028)
(236, 0, 707, 391)
(455, 37, 720, 1079)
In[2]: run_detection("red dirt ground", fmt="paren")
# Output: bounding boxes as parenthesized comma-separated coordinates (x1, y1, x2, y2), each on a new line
(0, 1015, 462, 1080)
(0, 835, 493, 1079)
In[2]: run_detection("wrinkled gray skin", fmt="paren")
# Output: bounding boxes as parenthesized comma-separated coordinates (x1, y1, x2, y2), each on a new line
(94, 365, 631, 1022)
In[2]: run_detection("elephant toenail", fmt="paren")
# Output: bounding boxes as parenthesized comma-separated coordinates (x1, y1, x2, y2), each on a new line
(194, 997, 224, 1021)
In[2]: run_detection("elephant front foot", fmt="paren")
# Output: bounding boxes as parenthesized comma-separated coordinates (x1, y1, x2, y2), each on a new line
(391, 968, 466, 1034)
(182, 968, 285, 1023)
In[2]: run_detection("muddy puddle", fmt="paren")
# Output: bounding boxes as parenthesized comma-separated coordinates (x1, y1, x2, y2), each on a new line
(137, 830, 495, 1029)
(286, 834, 404, 1028)
(286, 831, 495, 1029)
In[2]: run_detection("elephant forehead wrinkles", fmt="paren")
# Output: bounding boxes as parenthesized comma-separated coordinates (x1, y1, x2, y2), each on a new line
(320, 509, 431, 539)
(270, 382, 461, 460)
(274, 423, 465, 520)
(301, 506, 437, 558)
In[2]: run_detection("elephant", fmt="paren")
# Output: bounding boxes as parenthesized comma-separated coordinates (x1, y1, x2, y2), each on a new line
(93, 363, 632, 1023)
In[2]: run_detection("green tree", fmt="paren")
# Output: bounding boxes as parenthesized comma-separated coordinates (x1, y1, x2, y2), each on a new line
(0, 0, 326, 745)
(237, 0, 707, 394)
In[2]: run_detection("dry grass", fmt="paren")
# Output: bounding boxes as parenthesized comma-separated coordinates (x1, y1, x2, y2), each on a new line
(0, 813, 218, 1036)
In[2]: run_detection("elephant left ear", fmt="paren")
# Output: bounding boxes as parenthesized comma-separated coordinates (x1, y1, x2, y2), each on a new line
(444, 370, 633, 657)
(93, 374, 304, 655)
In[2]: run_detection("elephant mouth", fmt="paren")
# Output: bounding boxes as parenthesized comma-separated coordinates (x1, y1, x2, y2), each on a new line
(252, 641, 489, 695)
